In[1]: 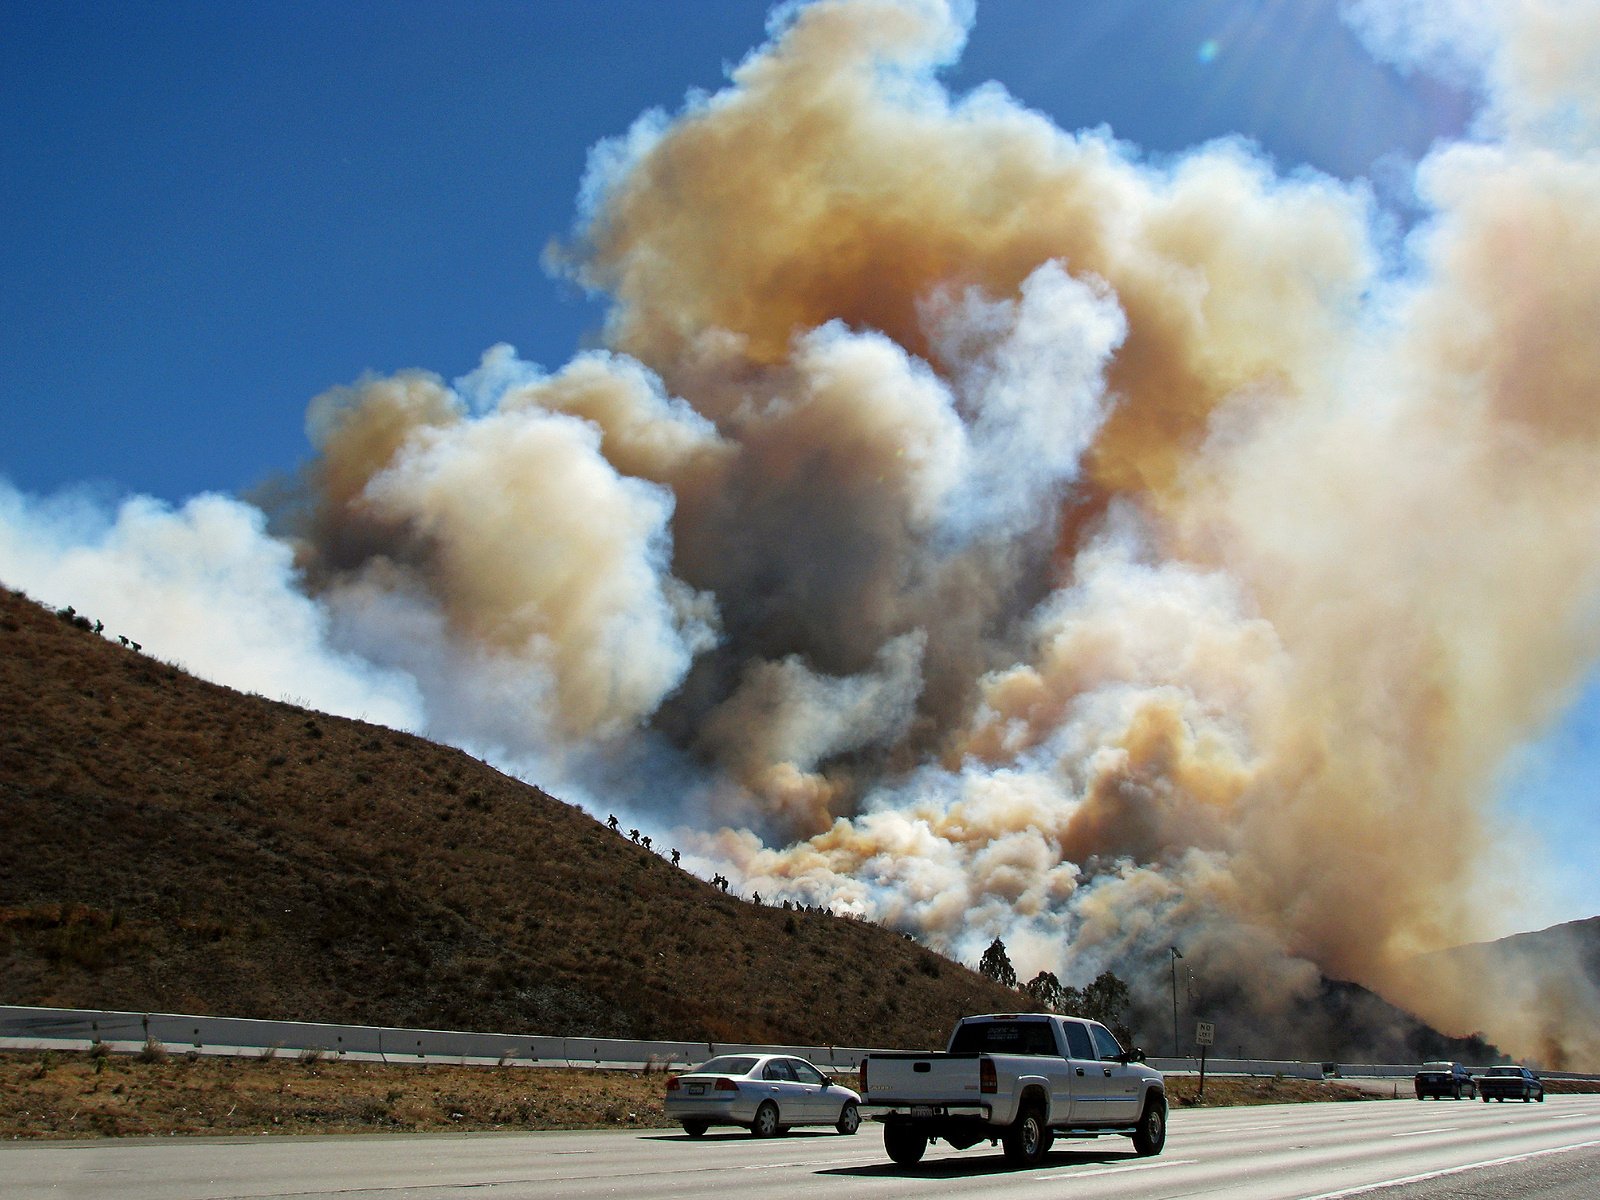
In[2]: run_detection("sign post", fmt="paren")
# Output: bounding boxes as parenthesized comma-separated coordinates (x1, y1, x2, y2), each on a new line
(1195, 1021, 1215, 1101)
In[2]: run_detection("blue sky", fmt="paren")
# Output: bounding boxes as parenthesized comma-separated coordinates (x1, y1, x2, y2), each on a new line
(3, 0, 1473, 503)
(4, 0, 1595, 936)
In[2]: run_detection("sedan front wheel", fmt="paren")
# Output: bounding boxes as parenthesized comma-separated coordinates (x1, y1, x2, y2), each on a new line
(836, 1101, 861, 1135)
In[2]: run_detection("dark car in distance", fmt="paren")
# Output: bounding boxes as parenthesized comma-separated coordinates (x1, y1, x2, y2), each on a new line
(1477, 1065, 1544, 1103)
(1413, 1061, 1476, 1100)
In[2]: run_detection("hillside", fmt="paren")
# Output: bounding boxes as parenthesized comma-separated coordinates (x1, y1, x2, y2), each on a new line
(1419, 917, 1600, 987)
(0, 586, 1025, 1048)
(1401, 917, 1600, 1069)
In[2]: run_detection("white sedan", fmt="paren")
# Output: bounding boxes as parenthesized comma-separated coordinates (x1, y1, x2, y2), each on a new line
(665, 1053, 862, 1138)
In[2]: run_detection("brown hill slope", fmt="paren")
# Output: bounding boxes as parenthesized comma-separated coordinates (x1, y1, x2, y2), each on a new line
(0, 586, 1025, 1047)
(1398, 917, 1600, 1070)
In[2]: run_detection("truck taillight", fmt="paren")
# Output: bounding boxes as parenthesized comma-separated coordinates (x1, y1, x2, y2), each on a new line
(714, 1077, 739, 1092)
(859, 1060, 868, 1094)
(980, 1056, 997, 1095)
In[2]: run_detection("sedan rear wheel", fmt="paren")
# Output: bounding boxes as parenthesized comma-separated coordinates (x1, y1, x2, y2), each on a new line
(751, 1101, 780, 1138)
(682, 1120, 708, 1138)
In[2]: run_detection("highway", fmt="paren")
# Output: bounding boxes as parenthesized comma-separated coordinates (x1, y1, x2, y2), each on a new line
(5, 1094, 1598, 1200)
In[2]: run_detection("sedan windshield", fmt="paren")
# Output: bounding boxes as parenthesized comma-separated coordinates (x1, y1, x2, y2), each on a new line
(688, 1056, 758, 1077)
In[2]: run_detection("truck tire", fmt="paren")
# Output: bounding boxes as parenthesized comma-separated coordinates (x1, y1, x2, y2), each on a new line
(1132, 1096, 1167, 1157)
(1002, 1103, 1049, 1168)
(835, 1101, 861, 1135)
(750, 1101, 780, 1138)
(884, 1123, 927, 1165)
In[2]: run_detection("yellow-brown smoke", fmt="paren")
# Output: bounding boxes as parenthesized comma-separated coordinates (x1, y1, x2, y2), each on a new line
(282, 0, 1600, 1064)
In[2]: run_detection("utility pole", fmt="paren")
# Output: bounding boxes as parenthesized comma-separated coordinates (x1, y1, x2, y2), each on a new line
(1169, 946, 1183, 1059)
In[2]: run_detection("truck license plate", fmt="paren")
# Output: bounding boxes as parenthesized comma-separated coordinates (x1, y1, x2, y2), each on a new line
(911, 1105, 936, 1118)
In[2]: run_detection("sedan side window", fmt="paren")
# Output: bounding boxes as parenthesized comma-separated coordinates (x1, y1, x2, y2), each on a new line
(763, 1060, 795, 1082)
(790, 1060, 824, 1086)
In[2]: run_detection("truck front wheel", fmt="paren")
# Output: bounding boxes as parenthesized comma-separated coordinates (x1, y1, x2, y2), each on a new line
(1002, 1104, 1049, 1167)
(884, 1123, 927, 1165)
(1132, 1096, 1167, 1157)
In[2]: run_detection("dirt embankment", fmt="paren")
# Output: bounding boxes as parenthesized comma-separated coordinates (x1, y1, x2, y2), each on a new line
(8, 1050, 1597, 1140)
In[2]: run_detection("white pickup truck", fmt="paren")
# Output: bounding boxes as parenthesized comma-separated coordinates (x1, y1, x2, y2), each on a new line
(859, 1012, 1166, 1166)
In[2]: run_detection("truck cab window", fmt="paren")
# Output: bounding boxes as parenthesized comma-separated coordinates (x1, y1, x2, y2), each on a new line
(1064, 1021, 1095, 1059)
(1090, 1024, 1124, 1060)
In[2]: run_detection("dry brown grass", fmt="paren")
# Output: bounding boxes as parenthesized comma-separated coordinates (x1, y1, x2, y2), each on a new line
(6, 1050, 1593, 1140)
(0, 1049, 676, 1137)
(0, 1050, 1429, 1140)
(1166, 1075, 1379, 1106)
(0, 585, 1024, 1049)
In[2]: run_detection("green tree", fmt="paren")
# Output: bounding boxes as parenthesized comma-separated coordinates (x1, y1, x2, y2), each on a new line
(1060, 970, 1135, 1047)
(978, 937, 1018, 989)
(1024, 970, 1065, 1012)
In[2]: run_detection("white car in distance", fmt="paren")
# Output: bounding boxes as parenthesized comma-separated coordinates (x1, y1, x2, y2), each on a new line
(665, 1053, 863, 1138)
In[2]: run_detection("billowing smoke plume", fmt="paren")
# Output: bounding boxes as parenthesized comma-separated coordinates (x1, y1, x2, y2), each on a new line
(5, 0, 1600, 1064)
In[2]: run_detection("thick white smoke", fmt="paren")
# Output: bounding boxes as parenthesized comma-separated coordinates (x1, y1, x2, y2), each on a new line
(0, 481, 422, 729)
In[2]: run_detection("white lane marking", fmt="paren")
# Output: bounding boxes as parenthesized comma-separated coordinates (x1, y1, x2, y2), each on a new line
(1066, 1158, 1199, 1178)
(1388, 1127, 1450, 1138)
(1294, 1138, 1600, 1200)
(744, 1157, 862, 1171)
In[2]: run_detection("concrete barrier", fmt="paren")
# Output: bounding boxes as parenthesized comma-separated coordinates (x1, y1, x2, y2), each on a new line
(1148, 1056, 1326, 1079)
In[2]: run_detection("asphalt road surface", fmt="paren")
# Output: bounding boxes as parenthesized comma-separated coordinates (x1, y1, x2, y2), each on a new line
(5, 1094, 1598, 1200)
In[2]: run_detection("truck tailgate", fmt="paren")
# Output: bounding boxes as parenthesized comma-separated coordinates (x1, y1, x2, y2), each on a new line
(864, 1053, 986, 1104)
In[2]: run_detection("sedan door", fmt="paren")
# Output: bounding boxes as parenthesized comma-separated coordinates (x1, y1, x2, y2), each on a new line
(787, 1058, 834, 1122)
(760, 1058, 810, 1123)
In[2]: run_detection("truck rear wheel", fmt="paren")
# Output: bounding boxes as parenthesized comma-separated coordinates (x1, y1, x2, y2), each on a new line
(884, 1123, 927, 1165)
(1132, 1096, 1167, 1156)
(1002, 1104, 1049, 1167)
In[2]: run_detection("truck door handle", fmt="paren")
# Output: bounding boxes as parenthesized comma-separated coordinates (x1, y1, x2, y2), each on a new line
(1102, 1068, 1112, 1077)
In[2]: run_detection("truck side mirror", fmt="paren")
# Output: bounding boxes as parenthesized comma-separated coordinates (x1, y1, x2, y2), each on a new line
(1120, 1047, 1146, 1063)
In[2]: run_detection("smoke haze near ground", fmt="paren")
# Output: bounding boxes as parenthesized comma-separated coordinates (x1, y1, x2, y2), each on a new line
(4, 0, 1600, 1066)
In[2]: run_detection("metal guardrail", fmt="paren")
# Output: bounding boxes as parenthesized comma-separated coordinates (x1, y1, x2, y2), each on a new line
(0, 1006, 880, 1071)
(4, 1006, 1596, 1081)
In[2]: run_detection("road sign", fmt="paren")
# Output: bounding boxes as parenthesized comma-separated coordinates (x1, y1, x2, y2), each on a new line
(1196, 1021, 1215, 1047)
